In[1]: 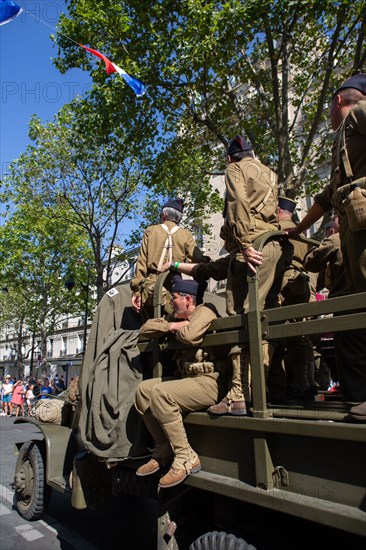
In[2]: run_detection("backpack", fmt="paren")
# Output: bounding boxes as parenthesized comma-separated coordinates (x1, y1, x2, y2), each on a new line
(33, 397, 71, 425)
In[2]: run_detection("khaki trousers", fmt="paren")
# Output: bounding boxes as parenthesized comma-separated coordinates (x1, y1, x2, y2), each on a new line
(226, 239, 284, 315)
(335, 219, 366, 401)
(339, 218, 366, 293)
(225, 239, 283, 402)
(135, 374, 226, 425)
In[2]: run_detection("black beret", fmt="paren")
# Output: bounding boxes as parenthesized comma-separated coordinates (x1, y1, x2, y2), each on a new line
(227, 135, 252, 156)
(162, 198, 184, 213)
(333, 73, 366, 97)
(278, 196, 297, 213)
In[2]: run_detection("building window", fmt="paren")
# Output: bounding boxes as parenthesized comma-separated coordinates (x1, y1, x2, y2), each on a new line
(62, 336, 67, 356)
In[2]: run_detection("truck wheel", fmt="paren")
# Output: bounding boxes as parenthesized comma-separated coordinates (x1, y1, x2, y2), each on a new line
(14, 440, 51, 521)
(189, 531, 257, 550)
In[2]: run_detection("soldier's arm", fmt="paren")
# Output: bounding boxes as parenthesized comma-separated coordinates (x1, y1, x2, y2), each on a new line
(176, 304, 218, 347)
(303, 237, 336, 273)
(139, 316, 173, 339)
(225, 162, 252, 250)
(286, 202, 326, 235)
(130, 229, 150, 294)
(161, 257, 229, 282)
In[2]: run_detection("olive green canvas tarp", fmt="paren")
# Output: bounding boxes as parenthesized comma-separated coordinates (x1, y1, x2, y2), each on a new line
(79, 283, 151, 460)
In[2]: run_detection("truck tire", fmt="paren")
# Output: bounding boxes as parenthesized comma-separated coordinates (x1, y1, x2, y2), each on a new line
(189, 531, 257, 550)
(14, 440, 52, 521)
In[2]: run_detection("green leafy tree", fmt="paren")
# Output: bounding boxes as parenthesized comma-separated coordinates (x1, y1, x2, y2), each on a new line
(1, 99, 144, 299)
(0, 287, 29, 379)
(55, 0, 365, 198)
(0, 202, 92, 371)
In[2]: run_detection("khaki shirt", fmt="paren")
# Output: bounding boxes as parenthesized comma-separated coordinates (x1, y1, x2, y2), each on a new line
(130, 220, 204, 295)
(224, 156, 279, 250)
(315, 99, 366, 213)
(139, 303, 218, 365)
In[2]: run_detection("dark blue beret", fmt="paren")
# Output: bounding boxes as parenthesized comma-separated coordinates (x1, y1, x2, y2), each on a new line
(171, 275, 207, 303)
(171, 275, 199, 296)
(333, 73, 366, 97)
(162, 198, 184, 213)
(227, 135, 252, 156)
(278, 196, 297, 213)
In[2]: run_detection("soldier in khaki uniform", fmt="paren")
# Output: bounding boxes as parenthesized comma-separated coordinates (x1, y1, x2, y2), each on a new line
(304, 216, 347, 298)
(208, 136, 284, 414)
(130, 199, 204, 322)
(303, 216, 346, 392)
(274, 197, 317, 400)
(287, 74, 366, 406)
(134, 276, 227, 488)
(164, 140, 285, 413)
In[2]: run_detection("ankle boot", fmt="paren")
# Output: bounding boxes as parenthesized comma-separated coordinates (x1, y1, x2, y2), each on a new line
(158, 418, 201, 489)
(208, 397, 247, 416)
(136, 413, 173, 477)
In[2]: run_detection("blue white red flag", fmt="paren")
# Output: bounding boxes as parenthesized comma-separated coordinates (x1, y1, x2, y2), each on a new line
(0, 0, 22, 25)
(81, 45, 146, 97)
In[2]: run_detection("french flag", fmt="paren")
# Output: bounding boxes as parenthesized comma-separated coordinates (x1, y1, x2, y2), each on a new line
(81, 45, 146, 97)
(0, 0, 23, 26)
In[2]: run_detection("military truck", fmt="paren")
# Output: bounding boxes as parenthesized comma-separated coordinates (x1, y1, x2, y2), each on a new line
(13, 233, 366, 549)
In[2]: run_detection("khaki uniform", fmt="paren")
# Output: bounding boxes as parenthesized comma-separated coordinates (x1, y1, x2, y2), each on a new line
(314, 99, 366, 293)
(223, 157, 283, 403)
(224, 156, 283, 316)
(135, 304, 227, 471)
(314, 99, 366, 402)
(130, 221, 204, 321)
(278, 219, 311, 305)
(268, 219, 316, 399)
(304, 233, 347, 298)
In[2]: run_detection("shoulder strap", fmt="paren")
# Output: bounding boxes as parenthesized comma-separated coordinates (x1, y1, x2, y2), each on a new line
(339, 120, 354, 181)
(255, 168, 277, 213)
(157, 224, 180, 272)
(160, 223, 180, 236)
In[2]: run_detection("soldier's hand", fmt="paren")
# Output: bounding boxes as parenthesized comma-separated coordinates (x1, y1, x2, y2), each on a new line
(242, 246, 263, 274)
(132, 294, 141, 312)
(285, 226, 301, 236)
(160, 261, 171, 272)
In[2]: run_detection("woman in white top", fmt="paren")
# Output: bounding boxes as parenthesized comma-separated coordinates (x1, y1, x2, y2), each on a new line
(26, 384, 35, 416)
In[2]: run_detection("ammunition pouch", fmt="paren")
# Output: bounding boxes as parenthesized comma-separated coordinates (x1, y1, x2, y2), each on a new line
(335, 178, 366, 232)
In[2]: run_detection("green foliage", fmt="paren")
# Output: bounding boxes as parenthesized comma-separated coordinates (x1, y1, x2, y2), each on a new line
(1, 98, 144, 299)
(55, 0, 365, 197)
(0, 202, 92, 359)
(2, 1, 364, 348)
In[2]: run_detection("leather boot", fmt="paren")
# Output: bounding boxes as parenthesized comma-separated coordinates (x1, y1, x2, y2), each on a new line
(136, 413, 173, 477)
(208, 352, 248, 415)
(208, 397, 247, 416)
(158, 418, 201, 489)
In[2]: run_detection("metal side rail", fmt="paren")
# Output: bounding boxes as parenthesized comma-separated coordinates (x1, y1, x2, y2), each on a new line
(184, 469, 366, 537)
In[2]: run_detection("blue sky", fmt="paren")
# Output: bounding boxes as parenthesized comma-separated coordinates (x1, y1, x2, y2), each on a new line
(0, 1, 157, 241)
(0, 1, 91, 178)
